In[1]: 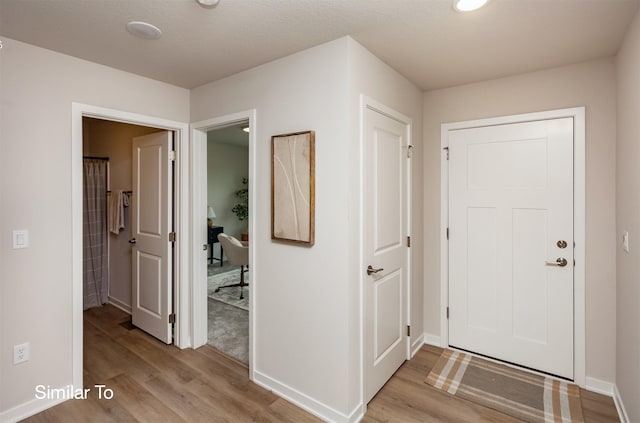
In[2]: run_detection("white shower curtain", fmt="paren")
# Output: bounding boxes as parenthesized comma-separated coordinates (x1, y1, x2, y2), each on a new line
(83, 159, 109, 310)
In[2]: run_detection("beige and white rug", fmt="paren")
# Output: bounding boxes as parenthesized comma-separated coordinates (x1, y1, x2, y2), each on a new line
(207, 269, 249, 311)
(425, 349, 584, 423)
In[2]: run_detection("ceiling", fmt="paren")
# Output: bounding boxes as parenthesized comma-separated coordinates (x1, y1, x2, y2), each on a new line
(1, 0, 638, 91)
(207, 122, 249, 147)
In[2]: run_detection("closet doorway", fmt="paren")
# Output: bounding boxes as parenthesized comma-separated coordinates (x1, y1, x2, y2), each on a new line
(82, 117, 176, 343)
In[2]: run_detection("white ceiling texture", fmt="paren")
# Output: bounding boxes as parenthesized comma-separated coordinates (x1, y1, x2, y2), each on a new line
(1, 0, 638, 91)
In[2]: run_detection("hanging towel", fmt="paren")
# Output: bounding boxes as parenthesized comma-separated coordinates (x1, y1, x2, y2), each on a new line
(109, 190, 127, 234)
(122, 190, 130, 208)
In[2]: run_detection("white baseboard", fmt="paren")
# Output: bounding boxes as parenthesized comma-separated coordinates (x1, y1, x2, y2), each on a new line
(569, 377, 629, 423)
(585, 377, 614, 396)
(108, 296, 131, 314)
(614, 385, 630, 423)
(411, 333, 424, 358)
(423, 333, 442, 348)
(252, 370, 362, 423)
(0, 395, 68, 423)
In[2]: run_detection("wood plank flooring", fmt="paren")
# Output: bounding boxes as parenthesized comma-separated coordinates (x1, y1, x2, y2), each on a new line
(24, 305, 619, 422)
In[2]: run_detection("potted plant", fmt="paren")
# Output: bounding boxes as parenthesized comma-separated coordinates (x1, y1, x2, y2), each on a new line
(232, 178, 249, 239)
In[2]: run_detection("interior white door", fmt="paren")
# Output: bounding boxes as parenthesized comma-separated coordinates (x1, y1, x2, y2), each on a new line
(448, 118, 574, 379)
(131, 131, 174, 344)
(364, 107, 409, 403)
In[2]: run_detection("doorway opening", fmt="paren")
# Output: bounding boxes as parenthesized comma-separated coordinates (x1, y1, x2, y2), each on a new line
(205, 121, 250, 364)
(190, 109, 256, 377)
(82, 117, 170, 322)
(71, 103, 190, 389)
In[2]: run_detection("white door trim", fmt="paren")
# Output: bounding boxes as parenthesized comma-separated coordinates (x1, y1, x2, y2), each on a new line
(71, 102, 190, 390)
(360, 95, 412, 410)
(190, 109, 257, 379)
(439, 107, 586, 386)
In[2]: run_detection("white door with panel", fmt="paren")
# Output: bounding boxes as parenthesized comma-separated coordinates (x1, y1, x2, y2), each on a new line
(448, 118, 574, 379)
(131, 131, 174, 344)
(364, 106, 410, 403)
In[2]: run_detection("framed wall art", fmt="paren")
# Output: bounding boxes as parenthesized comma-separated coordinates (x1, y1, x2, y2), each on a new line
(271, 130, 315, 246)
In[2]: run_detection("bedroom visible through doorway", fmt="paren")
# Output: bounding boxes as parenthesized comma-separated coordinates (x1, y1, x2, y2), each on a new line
(205, 121, 250, 364)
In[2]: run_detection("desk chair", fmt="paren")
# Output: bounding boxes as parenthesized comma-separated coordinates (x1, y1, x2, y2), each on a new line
(216, 233, 249, 299)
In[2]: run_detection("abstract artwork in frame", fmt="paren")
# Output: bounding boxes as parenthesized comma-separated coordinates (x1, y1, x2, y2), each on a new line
(271, 130, 315, 246)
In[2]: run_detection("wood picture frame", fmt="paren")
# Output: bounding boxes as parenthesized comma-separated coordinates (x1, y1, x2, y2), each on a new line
(271, 130, 315, 246)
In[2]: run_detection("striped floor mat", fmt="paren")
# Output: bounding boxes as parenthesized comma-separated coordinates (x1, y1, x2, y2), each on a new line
(425, 349, 584, 423)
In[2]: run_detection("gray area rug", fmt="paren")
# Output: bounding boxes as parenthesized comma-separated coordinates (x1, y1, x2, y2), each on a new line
(207, 269, 249, 311)
(206, 266, 249, 364)
(207, 298, 248, 364)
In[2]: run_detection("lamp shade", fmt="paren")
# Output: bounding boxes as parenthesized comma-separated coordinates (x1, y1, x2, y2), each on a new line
(207, 206, 216, 218)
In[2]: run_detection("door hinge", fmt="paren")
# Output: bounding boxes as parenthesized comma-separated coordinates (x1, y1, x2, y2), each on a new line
(169, 232, 176, 242)
(407, 236, 411, 247)
(407, 145, 413, 158)
(446, 227, 449, 240)
(446, 307, 450, 320)
(169, 313, 175, 324)
(407, 325, 411, 337)
(443, 147, 449, 160)
(169, 150, 176, 161)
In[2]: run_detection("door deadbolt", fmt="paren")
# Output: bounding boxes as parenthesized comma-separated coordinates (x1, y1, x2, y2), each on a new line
(557, 240, 568, 249)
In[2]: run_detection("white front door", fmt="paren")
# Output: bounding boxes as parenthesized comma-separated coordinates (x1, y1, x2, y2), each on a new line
(448, 118, 574, 379)
(364, 106, 410, 403)
(131, 131, 174, 344)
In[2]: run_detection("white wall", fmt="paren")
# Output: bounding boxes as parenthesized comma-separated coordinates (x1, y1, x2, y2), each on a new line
(616, 7, 640, 422)
(423, 58, 618, 383)
(192, 37, 354, 419)
(207, 139, 249, 255)
(84, 118, 161, 311)
(0, 37, 189, 416)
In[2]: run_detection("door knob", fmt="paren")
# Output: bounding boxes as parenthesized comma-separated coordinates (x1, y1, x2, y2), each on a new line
(367, 265, 384, 276)
(545, 258, 568, 267)
(128, 238, 136, 244)
(202, 244, 208, 251)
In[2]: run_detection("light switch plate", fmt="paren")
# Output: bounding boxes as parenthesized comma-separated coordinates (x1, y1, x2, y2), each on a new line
(12, 230, 29, 249)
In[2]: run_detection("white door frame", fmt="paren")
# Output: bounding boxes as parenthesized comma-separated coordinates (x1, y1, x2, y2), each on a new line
(439, 107, 586, 386)
(71, 102, 190, 389)
(360, 95, 412, 407)
(190, 109, 257, 378)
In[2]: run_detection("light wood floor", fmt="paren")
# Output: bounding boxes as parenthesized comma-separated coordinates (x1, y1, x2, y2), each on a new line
(24, 305, 619, 422)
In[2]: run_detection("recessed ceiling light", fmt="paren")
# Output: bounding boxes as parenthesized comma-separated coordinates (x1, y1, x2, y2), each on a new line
(453, 0, 489, 12)
(126, 21, 162, 40)
(196, 0, 220, 7)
